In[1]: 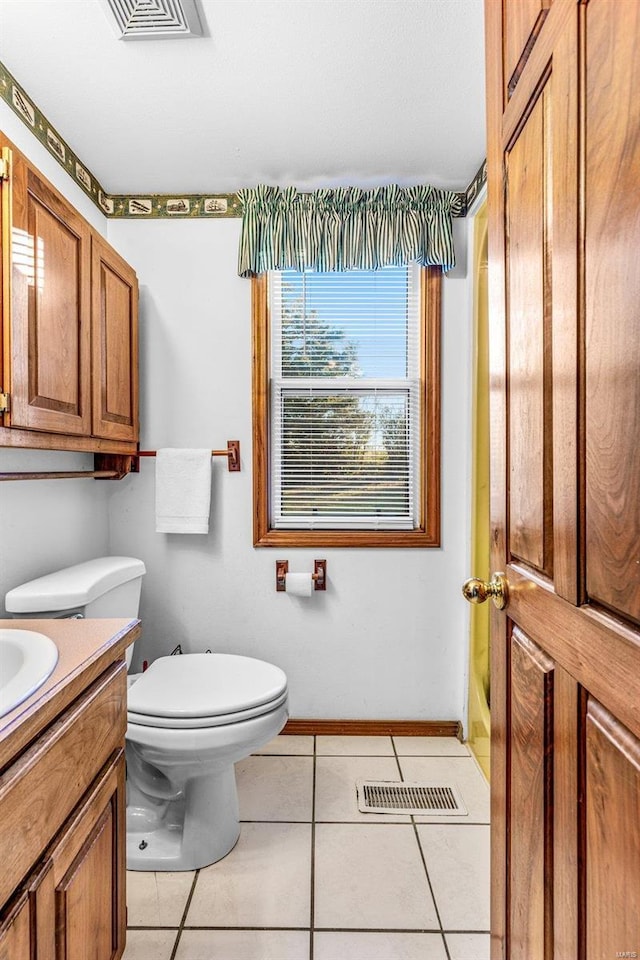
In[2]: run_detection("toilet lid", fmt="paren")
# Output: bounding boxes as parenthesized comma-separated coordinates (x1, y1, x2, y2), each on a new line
(127, 653, 288, 720)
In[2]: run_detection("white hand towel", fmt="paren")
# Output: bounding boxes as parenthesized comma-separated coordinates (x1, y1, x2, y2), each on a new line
(155, 449, 212, 534)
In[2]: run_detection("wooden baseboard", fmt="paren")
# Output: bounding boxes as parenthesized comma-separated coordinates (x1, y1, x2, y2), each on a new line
(282, 719, 462, 739)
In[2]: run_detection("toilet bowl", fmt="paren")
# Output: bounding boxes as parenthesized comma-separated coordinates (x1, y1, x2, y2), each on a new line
(125, 651, 288, 870)
(5, 557, 289, 871)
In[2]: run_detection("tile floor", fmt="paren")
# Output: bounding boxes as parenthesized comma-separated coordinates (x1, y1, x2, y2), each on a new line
(123, 735, 490, 960)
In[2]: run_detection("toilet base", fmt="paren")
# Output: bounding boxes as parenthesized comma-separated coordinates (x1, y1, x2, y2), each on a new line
(126, 764, 241, 871)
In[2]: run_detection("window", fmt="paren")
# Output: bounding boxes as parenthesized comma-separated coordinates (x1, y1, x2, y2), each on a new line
(252, 265, 441, 547)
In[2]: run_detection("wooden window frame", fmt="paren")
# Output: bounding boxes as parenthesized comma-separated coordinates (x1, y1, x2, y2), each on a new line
(251, 266, 441, 547)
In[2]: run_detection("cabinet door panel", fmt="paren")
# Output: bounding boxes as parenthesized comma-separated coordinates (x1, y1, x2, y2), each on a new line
(52, 751, 126, 960)
(58, 806, 114, 960)
(10, 162, 91, 435)
(91, 235, 138, 442)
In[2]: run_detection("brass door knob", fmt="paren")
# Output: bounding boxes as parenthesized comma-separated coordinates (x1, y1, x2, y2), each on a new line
(462, 573, 509, 610)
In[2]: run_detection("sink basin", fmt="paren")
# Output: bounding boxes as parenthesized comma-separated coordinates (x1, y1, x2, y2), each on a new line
(0, 628, 59, 719)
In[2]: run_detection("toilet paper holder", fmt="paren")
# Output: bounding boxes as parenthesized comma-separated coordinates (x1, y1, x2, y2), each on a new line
(276, 559, 327, 592)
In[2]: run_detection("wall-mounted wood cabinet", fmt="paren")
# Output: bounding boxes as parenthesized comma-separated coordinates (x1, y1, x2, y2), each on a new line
(0, 133, 138, 454)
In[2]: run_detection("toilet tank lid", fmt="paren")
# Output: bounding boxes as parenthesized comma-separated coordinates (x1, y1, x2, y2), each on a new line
(5, 557, 146, 613)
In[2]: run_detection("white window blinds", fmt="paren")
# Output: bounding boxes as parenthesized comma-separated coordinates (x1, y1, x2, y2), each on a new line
(269, 265, 422, 530)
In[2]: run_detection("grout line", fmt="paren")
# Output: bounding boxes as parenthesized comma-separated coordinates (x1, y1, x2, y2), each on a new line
(412, 821, 452, 960)
(309, 735, 317, 960)
(130, 923, 490, 933)
(392, 737, 453, 960)
(168, 869, 200, 960)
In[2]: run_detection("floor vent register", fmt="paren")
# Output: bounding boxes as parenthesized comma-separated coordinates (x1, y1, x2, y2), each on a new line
(356, 780, 468, 816)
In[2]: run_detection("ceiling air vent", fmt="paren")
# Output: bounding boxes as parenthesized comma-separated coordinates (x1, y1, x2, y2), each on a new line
(100, 0, 203, 40)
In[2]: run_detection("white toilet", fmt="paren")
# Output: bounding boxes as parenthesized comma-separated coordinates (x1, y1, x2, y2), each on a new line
(5, 556, 289, 871)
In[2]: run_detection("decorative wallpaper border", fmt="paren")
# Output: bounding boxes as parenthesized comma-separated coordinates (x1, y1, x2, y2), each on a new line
(465, 159, 487, 211)
(107, 193, 242, 218)
(0, 58, 480, 220)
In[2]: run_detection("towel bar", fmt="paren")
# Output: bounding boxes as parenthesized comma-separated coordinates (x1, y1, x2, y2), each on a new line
(135, 440, 241, 472)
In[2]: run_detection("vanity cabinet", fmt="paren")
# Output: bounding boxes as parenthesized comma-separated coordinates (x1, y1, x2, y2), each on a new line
(0, 132, 138, 453)
(0, 660, 128, 960)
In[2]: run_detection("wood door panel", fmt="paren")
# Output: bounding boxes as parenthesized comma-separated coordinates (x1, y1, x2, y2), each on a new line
(0, 893, 31, 960)
(585, 0, 640, 625)
(91, 235, 138, 442)
(29, 197, 82, 411)
(506, 90, 553, 576)
(10, 164, 91, 435)
(52, 752, 126, 960)
(586, 700, 640, 957)
(103, 267, 132, 422)
(57, 806, 114, 960)
(509, 628, 554, 958)
(504, 0, 551, 99)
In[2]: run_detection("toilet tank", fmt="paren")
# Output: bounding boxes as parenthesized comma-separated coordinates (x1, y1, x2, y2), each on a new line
(5, 557, 146, 620)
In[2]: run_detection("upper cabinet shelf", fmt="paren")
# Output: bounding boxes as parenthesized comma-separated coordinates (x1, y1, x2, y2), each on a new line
(0, 132, 139, 453)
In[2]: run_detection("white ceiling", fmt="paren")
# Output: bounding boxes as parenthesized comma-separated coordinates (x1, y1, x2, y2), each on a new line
(0, 0, 486, 196)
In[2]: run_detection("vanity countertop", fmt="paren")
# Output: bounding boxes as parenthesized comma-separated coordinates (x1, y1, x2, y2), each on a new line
(0, 617, 140, 772)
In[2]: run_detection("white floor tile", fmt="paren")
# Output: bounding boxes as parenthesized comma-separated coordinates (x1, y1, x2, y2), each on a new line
(185, 822, 312, 928)
(126, 870, 194, 926)
(316, 735, 394, 755)
(398, 756, 489, 823)
(175, 929, 310, 959)
(393, 736, 469, 757)
(314, 823, 439, 930)
(417, 824, 490, 931)
(314, 931, 447, 959)
(236, 755, 314, 821)
(256, 734, 315, 755)
(315, 756, 411, 823)
(122, 929, 177, 960)
(445, 932, 491, 960)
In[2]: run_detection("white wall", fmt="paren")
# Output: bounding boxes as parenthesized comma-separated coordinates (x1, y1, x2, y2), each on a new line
(0, 97, 474, 721)
(0, 100, 111, 612)
(106, 217, 473, 721)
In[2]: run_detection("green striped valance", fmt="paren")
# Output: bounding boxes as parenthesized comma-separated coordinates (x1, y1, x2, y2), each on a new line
(237, 184, 463, 277)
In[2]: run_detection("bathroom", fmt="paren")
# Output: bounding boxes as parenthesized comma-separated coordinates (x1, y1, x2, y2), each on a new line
(3, 1, 638, 958)
(1, 1, 484, 956)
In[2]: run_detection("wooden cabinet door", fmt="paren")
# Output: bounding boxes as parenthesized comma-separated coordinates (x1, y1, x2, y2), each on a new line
(0, 860, 55, 960)
(51, 751, 126, 960)
(485, 0, 640, 957)
(8, 149, 92, 435)
(91, 235, 138, 442)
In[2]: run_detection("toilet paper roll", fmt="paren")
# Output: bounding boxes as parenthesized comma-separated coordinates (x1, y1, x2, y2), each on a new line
(285, 572, 313, 597)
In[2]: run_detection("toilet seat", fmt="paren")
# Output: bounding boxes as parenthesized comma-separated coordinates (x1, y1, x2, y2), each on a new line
(127, 653, 288, 729)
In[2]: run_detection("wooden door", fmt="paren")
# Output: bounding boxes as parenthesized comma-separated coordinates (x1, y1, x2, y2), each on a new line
(50, 751, 126, 960)
(7, 143, 92, 435)
(91, 235, 138, 442)
(483, 1, 640, 957)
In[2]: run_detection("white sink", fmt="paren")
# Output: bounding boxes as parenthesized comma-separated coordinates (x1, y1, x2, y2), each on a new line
(0, 628, 59, 719)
